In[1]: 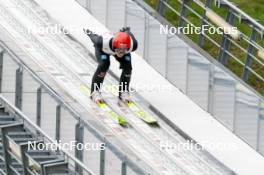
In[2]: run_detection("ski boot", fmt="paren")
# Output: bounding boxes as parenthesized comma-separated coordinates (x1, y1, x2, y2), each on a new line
(91, 91, 104, 104)
(119, 91, 131, 103)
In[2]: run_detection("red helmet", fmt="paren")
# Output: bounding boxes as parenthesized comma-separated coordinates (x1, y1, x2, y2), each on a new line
(112, 32, 131, 50)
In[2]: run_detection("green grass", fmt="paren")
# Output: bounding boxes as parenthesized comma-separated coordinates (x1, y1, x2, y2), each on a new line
(232, 0, 264, 25)
(145, 0, 264, 95)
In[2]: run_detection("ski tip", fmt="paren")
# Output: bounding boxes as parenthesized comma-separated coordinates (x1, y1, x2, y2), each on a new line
(118, 118, 127, 126)
(147, 120, 159, 127)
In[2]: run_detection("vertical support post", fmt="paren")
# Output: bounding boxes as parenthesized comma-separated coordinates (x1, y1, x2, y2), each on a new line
(156, 0, 167, 16)
(86, 0, 91, 12)
(20, 143, 30, 175)
(256, 116, 260, 152)
(105, 0, 109, 27)
(55, 104, 61, 141)
(15, 66, 23, 109)
(0, 51, 4, 93)
(178, 0, 188, 27)
(198, 0, 212, 46)
(233, 91, 238, 133)
(241, 27, 257, 81)
(36, 87, 42, 127)
(143, 13, 149, 62)
(121, 161, 126, 175)
(165, 35, 169, 78)
(75, 120, 84, 175)
(1, 125, 22, 174)
(1, 128, 12, 174)
(256, 102, 263, 152)
(207, 65, 214, 114)
(100, 148, 105, 175)
(218, 9, 235, 65)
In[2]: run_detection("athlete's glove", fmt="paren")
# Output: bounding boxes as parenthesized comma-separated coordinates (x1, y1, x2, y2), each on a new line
(83, 28, 93, 35)
(120, 27, 130, 32)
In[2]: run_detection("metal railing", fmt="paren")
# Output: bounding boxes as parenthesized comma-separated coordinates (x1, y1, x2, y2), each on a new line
(0, 39, 153, 175)
(155, 0, 264, 94)
(0, 94, 95, 175)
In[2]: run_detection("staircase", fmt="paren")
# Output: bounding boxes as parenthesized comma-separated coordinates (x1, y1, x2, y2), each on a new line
(0, 95, 93, 175)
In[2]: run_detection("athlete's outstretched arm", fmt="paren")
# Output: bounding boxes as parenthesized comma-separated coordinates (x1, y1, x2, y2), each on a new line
(83, 28, 103, 47)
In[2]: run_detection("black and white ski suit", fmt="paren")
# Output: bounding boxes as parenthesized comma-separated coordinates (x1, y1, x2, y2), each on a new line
(85, 29, 138, 96)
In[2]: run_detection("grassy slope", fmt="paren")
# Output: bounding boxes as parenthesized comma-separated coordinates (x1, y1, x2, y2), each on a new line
(231, 0, 264, 24)
(144, 0, 264, 95)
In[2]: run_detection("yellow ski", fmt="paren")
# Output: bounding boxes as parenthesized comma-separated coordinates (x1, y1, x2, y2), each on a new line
(79, 85, 127, 126)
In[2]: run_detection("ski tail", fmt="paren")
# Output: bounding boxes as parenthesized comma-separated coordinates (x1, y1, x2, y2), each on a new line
(79, 85, 127, 126)
(98, 102, 127, 126)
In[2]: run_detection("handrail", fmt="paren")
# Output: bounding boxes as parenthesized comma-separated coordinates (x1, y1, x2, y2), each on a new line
(217, 0, 264, 33)
(0, 94, 96, 175)
(187, 1, 264, 66)
(0, 41, 77, 120)
(190, 0, 263, 49)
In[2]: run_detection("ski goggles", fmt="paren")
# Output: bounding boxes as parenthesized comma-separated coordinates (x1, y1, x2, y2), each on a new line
(115, 48, 127, 55)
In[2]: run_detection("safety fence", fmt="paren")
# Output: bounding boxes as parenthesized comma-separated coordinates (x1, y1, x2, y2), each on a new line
(154, 0, 264, 94)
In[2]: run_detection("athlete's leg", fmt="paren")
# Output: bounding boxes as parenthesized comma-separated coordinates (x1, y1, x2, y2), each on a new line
(115, 54, 132, 96)
(91, 50, 110, 94)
